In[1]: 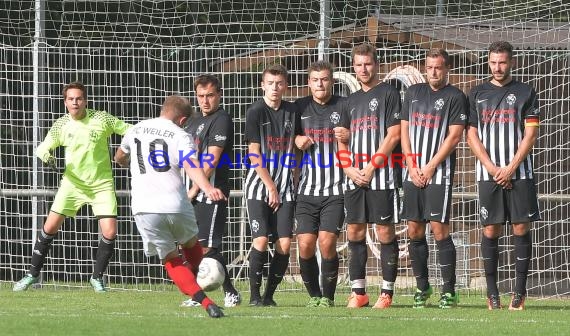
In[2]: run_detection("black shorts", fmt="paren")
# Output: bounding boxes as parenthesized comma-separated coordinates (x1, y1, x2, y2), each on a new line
(246, 199, 295, 240)
(295, 195, 344, 235)
(193, 200, 227, 249)
(477, 179, 541, 226)
(344, 187, 400, 224)
(402, 182, 453, 223)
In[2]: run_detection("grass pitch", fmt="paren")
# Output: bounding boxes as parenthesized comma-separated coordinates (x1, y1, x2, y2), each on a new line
(1, 283, 569, 336)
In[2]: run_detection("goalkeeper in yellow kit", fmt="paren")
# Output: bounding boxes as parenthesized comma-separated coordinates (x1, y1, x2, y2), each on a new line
(13, 82, 131, 292)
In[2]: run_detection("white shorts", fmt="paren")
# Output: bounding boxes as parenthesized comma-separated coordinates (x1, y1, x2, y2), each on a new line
(134, 212, 199, 260)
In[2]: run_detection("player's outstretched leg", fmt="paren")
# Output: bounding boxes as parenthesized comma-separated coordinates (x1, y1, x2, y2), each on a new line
(181, 241, 203, 274)
(179, 242, 205, 307)
(165, 256, 224, 318)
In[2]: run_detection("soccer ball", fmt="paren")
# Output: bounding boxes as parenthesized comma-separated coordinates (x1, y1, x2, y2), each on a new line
(196, 257, 225, 292)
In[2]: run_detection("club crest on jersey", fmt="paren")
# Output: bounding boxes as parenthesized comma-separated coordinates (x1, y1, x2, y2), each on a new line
(89, 130, 101, 142)
(434, 98, 445, 111)
(369, 98, 378, 111)
(506, 94, 517, 105)
(330, 111, 341, 125)
(196, 123, 205, 135)
(284, 120, 293, 133)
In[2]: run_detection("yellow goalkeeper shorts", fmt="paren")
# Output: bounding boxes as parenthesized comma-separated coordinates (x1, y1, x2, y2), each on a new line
(50, 177, 118, 217)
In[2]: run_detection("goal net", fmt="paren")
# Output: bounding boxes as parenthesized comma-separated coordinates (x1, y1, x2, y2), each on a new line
(1, 0, 569, 297)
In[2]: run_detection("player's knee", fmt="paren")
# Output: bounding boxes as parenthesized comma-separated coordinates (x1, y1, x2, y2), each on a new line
(298, 245, 316, 259)
(44, 213, 65, 235)
(376, 225, 395, 243)
(483, 224, 502, 239)
(297, 234, 316, 251)
(319, 247, 337, 260)
(407, 231, 424, 240)
(346, 224, 366, 241)
(512, 223, 530, 236)
(407, 221, 425, 239)
(252, 237, 269, 251)
(274, 238, 291, 255)
(317, 235, 337, 257)
(98, 218, 118, 239)
(432, 230, 450, 241)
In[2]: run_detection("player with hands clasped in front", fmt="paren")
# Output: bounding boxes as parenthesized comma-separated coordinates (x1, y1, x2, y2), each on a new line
(244, 64, 299, 307)
(467, 41, 540, 311)
(400, 48, 467, 308)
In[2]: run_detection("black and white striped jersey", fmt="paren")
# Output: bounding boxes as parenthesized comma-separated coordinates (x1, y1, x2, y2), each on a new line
(184, 108, 233, 202)
(401, 83, 468, 185)
(244, 99, 299, 202)
(468, 80, 539, 181)
(295, 95, 346, 196)
(341, 83, 402, 191)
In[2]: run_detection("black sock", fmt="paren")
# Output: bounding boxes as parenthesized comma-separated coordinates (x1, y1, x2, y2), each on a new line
(381, 239, 399, 282)
(436, 236, 457, 295)
(248, 248, 265, 300)
(409, 238, 430, 291)
(380, 239, 399, 296)
(192, 291, 207, 305)
(29, 230, 56, 277)
(299, 255, 321, 297)
(264, 252, 290, 300)
(205, 249, 237, 294)
(321, 255, 339, 300)
(92, 236, 115, 279)
(513, 232, 532, 295)
(481, 235, 499, 297)
(348, 240, 367, 295)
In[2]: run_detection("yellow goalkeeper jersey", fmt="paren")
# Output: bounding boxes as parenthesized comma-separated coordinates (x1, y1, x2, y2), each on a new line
(36, 109, 131, 191)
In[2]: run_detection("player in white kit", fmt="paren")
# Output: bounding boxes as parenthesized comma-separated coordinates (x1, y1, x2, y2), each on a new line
(114, 95, 226, 318)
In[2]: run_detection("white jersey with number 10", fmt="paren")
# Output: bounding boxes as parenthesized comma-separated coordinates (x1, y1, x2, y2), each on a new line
(120, 117, 197, 215)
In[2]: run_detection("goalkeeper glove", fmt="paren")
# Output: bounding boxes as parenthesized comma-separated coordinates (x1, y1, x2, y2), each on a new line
(45, 156, 60, 173)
